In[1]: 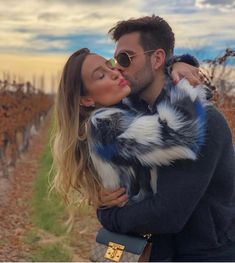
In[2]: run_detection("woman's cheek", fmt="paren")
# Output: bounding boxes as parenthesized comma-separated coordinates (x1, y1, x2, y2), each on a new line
(92, 83, 123, 105)
(101, 84, 114, 94)
(99, 90, 121, 106)
(93, 84, 113, 96)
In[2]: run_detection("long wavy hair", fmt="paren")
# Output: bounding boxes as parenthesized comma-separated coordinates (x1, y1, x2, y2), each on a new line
(51, 48, 102, 208)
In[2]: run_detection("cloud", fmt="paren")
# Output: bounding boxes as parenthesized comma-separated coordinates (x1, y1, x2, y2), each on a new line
(38, 12, 64, 22)
(140, 0, 198, 14)
(203, 0, 234, 5)
(0, 0, 234, 86)
(40, 0, 127, 5)
(0, 0, 234, 60)
(196, 0, 235, 11)
(0, 0, 143, 55)
(0, 30, 69, 53)
(0, 30, 114, 56)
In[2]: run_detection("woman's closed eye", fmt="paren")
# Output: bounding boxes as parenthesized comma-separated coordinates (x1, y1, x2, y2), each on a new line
(93, 62, 119, 80)
(93, 70, 105, 80)
(98, 73, 104, 79)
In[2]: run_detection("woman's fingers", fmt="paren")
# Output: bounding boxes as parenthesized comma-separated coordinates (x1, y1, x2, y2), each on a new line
(173, 71, 201, 86)
(105, 193, 129, 207)
(185, 73, 201, 86)
(101, 187, 125, 200)
(171, 69, 180, 84)
(171, 62, 201, 86)
(99, 187, 128, 207)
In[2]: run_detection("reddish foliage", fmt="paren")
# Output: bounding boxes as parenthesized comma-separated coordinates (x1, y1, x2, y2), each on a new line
(212, 91, 235, 140)
(0, 90, 53, 146)
(0, 82, 53, 168)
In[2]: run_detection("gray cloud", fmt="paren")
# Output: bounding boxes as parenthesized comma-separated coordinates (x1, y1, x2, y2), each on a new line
(202, 0, 235, 5)
(196, 0, 235, 10)
(40, 0, 126, 6)
(71, 0, 125, 4)
(38, 12, 63, 22)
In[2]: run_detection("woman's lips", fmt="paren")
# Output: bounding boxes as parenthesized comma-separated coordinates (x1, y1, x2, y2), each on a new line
(119, 79, 129, 87)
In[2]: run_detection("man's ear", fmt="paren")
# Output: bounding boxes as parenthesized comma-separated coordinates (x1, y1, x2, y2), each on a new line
(151, 49, 166, 70)
(80, 96, 95, 107)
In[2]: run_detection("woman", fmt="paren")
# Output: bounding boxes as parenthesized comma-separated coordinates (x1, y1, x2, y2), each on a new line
(52, 48, 209, 207)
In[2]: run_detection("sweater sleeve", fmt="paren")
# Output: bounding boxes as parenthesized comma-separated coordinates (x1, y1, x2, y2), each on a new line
(96, 106, 233, 234)
(88, 80, 208, 168)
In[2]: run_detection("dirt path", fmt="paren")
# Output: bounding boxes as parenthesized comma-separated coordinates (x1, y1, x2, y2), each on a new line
(0, 113, 52, 261)
(0, 112, 101, 261)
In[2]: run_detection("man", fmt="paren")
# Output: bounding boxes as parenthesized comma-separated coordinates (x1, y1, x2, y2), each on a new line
(97, 15, 235, 261)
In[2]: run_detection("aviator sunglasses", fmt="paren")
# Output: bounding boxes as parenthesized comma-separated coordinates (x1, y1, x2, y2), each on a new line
(113, 50, 156, 68)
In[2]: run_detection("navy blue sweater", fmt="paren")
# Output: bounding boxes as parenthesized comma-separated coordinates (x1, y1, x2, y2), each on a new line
(97, 103, 235, 261)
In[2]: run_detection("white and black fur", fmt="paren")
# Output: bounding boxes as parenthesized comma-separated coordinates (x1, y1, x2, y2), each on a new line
(87, 79, 210, 203)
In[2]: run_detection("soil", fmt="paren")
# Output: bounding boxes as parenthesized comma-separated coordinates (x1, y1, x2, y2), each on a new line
(0, 112, 101, 261)
(0, 113, 52, 261)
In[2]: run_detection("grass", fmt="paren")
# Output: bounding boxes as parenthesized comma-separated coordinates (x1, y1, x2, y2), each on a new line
(24, 119, 99, 262)
(28, 243, 71, 262)
(25, 229, 41, 244)
(31, 142, 67, 236)
(25, 126, 72, 261)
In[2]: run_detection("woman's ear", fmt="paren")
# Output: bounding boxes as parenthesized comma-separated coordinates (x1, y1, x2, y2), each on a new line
(151, 49, 166, 70)
(80, 96, 95, 107)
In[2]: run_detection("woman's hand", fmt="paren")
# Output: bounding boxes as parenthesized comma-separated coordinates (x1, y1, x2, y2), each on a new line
(98, 187, 129, 208)
(171, 62, 202, 86)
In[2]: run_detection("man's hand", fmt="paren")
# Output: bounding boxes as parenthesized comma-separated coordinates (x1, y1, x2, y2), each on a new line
(171, 62, 202, 86)
(98, 187, 129, 207)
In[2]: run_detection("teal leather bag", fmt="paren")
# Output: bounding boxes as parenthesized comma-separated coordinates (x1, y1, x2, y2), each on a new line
(90, 227, 152, 262)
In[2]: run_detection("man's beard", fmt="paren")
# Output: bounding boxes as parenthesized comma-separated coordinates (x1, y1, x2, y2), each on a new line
(136, 73, 155, 95)
(127, 64, 154, 96)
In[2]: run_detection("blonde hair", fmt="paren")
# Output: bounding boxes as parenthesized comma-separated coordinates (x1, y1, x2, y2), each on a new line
(51, 48, 102, 208)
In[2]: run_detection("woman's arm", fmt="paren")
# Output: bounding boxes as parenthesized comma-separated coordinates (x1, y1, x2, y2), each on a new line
(167, 53, 201, 86)
(88, 79, 209, 167)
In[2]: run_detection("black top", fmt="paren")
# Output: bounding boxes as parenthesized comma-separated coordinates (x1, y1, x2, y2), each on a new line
(97, 104, 235, 261)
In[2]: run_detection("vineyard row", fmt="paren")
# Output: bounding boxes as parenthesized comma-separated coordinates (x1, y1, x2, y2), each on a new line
(0, 81, 53, 176)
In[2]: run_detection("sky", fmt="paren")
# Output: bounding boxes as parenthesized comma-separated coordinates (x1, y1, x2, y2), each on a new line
(0, 0, 234, 91)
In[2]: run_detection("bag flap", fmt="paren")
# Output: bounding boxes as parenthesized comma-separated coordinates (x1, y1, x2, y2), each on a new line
(96, 228, 147, 255)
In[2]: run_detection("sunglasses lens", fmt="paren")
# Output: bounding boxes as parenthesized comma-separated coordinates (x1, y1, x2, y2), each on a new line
(116, 53, 131, 67)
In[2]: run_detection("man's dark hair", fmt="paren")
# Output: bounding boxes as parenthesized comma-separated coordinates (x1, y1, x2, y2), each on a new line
(109, 15, 175, 58)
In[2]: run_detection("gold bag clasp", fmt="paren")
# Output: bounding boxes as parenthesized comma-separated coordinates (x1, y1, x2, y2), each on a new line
(105, 242, 125, 262)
